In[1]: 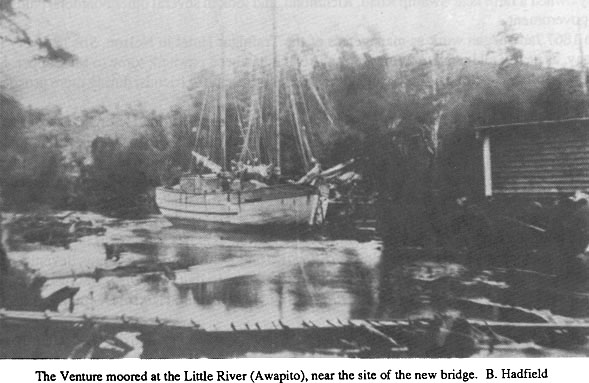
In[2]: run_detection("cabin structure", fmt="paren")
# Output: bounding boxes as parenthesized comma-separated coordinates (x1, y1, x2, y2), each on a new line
(476, 118, 589, 198)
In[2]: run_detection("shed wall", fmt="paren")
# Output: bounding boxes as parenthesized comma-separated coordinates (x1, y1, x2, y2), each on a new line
(490, 125, 589, 195)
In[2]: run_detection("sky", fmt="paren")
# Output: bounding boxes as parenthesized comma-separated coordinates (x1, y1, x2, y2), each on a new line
(2, 0, 589, 113)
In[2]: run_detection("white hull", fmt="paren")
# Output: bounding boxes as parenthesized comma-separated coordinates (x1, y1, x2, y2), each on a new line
(155, 184, 327, 227)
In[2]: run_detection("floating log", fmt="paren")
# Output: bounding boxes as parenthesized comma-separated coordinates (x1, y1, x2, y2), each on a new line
(46, 261, 190, 281)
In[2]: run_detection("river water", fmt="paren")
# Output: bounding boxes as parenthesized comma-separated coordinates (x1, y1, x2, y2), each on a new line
(7, 213, 589, 357)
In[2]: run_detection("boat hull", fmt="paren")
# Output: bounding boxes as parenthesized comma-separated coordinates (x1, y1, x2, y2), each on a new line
(155, 184, 327, 227)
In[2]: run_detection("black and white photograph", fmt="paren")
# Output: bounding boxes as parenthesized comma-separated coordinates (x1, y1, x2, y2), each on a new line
(1, 0, 589, 359)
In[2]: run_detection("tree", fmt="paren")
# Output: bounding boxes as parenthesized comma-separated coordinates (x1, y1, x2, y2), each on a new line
(0, 92, 25, 151)
(330, 51, 446, 246)
(82, 136, 155, 217)
(530, 69, 589, 120)
(497, 21, 523, 70)
(1, 0, 74, 62)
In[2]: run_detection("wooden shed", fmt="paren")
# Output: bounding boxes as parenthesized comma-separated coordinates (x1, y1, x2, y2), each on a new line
(476, 118, 589, 197)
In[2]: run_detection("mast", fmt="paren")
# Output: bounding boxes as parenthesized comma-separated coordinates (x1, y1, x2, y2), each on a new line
(286, 77, 309, 170)
(272, 1, 281, 175)
(578, 25, 588, 96)
(219, 7, 227, 171)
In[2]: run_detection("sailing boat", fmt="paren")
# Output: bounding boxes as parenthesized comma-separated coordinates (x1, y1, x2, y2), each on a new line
(155, 6, 328, 229)
(154, 162, 327, 227)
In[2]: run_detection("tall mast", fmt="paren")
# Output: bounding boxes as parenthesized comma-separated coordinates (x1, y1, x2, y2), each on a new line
(219, 7, 227, 171)
(578, 25, 588, 96)
(273, 1, 281, 175)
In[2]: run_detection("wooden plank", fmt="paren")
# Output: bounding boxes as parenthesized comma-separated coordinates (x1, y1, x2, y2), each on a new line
(494, 150, 589, 158)
(494, 177, 589, 183)
(3, 309, 589, 346)
(494, 159, 589, 167)
(493, 188, 583, 194)
(495, 140, 589, 149)
(493, 166, 589, 173)
(494, 148, 589, 157)
(359, 322, 402, 348)
(483, 133, 492, 197)
(493, 154, 589, 162)
(475, 117, 589, 131)
(493, 174, 589, 181)
(493, 160, 589, 169)
(495, 185, 589, 192)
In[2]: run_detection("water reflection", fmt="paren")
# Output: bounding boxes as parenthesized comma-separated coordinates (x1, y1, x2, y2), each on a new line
(186, 277, 262, 307)
(23, 221, 383, 326)
(9, 217, 589, 356)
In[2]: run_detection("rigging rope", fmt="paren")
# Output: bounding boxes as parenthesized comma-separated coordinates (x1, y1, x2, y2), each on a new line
(191, 87, 210, 171)
(240, 60, 260, 163)
(206, 92, 217, 159)
(286, 76, 309, 170)
(294, 64, 315, 163)
(306, 75, 334, 127)
(296, 67, 312, 129)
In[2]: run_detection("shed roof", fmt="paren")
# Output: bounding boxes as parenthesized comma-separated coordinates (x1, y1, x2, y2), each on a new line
(474, 117, 589, 131)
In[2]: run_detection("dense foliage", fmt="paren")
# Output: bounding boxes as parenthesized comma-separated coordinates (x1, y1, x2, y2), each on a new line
(2, 35, 589, 238)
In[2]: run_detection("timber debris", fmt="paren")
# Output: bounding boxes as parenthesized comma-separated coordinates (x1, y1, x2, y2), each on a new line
(7, 213, 106, 248)
(0, 309, 587, 358)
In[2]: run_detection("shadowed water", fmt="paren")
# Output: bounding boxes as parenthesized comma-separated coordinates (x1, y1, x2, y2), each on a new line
(7, 214, 589, 357)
